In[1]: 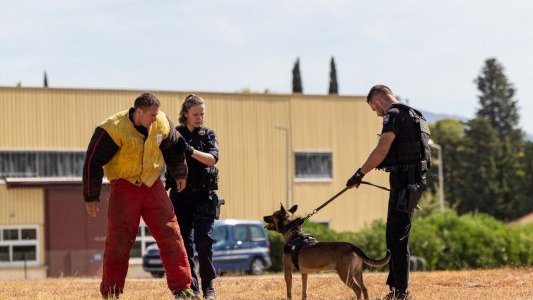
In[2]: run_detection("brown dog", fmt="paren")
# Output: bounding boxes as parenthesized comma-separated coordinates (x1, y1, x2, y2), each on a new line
(263, 204, 390, 300)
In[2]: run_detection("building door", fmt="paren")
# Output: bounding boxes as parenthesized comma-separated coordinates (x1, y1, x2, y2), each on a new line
(45, 185, 109, 277)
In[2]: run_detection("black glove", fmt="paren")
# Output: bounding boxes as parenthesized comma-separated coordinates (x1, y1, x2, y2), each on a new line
(346, 168, 365, 187)
(164, 172, 177, 191)
(184, 142, 194, 156)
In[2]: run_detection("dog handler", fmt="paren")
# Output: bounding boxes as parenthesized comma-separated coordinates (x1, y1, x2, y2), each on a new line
(166, 94, 220, 300)
(82, 93, 196, 299)
(346, 85, 431, 300)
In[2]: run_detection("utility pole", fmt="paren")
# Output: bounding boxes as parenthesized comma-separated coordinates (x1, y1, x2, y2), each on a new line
(429, 140, 444, 212)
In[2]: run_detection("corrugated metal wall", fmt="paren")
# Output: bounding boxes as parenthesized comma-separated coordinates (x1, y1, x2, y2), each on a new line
(0, 184, 44, 224)
(0, 87, 388, 231)
(200, 93, 290, 220)
(289, 95, 389, 230)
(0, 183, 45, 264)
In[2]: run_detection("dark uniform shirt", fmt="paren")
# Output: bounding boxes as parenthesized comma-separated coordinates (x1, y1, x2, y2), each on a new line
(177, 125, 219, 191)
(380, 104, 427, 169)
(381, 106, 418, 142)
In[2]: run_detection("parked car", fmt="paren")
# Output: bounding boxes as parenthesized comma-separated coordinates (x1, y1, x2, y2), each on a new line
(143, 219, 272, 278)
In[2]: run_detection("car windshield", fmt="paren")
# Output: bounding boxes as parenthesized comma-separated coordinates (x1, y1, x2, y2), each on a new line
(213, 225, 228, 245)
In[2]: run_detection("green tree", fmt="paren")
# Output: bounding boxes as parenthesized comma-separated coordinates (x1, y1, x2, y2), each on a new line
(515, 141, 533, 216)
(429, 119, 465, 209)
(292, 58, 303, 93)
(328, 56, 338, 95)
(474, 58, 519, 138)
(474, 58, 527, 220)
(460, 118, 501, 216)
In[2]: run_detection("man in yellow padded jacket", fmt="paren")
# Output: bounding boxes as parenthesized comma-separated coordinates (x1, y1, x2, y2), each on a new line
(82, 92, 196, 299)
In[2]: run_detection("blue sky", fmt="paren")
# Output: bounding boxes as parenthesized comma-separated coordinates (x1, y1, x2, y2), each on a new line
(1, 1, 533, 134)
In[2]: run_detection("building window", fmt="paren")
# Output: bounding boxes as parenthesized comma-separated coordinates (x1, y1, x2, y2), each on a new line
(0, 150, 85, 178)
(294, 151, 332, 180)
(0, 226, 39, 265)
(130, 223, 156, 259)
(249, 225, 267, 241)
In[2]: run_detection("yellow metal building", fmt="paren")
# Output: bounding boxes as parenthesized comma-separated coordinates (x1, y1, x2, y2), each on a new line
(0, 86, 389, 278)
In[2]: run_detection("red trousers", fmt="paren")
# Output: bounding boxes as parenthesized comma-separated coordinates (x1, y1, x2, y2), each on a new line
(100, 179, 191, 297)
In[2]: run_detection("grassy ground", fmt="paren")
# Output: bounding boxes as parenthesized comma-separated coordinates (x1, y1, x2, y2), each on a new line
(0, 267, 531, 299)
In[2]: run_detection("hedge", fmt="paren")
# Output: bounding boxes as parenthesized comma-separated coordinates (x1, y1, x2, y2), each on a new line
(266, 210, 533, 272)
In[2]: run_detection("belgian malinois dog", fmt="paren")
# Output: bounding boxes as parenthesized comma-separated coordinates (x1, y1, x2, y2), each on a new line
(263, 204, 390, 300)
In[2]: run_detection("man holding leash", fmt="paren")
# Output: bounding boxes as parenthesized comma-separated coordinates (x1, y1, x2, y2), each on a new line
(82, 92, 196, 299)
(346, 85, 431, 300)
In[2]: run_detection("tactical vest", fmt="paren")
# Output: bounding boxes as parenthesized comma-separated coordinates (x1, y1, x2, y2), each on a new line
(378, 103, 431, 171)
(178, 125, 219, 191)
(99, 110, 170, 187)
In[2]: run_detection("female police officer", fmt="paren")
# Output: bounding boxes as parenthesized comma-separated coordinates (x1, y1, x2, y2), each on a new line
(166, 94, 220, 300)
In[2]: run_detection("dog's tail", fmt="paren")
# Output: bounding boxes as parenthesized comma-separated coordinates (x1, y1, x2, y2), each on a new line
(351, 246, 391, 268)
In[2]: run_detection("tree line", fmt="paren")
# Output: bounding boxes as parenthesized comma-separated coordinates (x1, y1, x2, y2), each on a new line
(428, 58, 532, 221)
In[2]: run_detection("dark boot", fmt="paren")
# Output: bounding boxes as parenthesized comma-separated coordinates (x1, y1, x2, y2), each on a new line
(202, 281, 216, 300)
(383, 289, 412, 300)
(174, 288, 196, 300)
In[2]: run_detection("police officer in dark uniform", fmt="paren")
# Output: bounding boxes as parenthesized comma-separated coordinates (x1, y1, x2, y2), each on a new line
(166, 94, 220, 300)
(346, 85, 431, 300)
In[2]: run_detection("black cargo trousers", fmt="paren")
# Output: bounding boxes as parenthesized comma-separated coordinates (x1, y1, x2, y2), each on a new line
(170, 188, 218, 295)
(385, 170, 414, 293)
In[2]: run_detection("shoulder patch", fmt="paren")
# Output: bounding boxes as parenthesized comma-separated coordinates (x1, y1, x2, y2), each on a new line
(383, 114, 390, 124)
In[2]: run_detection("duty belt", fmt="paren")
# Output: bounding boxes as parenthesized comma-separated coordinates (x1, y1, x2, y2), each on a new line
(382, 160, 428, 173)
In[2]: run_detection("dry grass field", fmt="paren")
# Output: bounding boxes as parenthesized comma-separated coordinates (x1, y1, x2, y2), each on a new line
(0, 267, 531, 300)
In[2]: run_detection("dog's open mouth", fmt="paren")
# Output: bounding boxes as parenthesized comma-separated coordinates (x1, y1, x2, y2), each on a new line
(265, 224, 276, 230)
(263, 216, 275, 230)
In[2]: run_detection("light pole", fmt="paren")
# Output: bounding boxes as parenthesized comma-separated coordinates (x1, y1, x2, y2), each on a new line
(429, 139, 445, 213)
(275, 126, 291, 208)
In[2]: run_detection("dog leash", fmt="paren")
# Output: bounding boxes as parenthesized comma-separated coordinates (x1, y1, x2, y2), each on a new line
(360, 180, 390, 192)
(300, 181, 390, 223)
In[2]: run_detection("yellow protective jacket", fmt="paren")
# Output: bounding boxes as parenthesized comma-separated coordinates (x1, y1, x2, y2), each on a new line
(99, 109, 170, 187)
(82, 108, 188, 201)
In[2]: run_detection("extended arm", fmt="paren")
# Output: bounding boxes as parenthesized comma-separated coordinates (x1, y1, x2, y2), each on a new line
(82, 127, 119, 202)
(347, 131, 395, 188)
(360, 131, 396, 175)
(82, 127, 119, 217)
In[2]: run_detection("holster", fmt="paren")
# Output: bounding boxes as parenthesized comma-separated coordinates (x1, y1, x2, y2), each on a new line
(396, 182, 425, 213)
(196, 192, 224, 220)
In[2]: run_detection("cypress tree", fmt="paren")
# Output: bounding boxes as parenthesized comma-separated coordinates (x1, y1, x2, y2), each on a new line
(328, 56, 338, 94)
(292, 58, 303, 93)
(43, 71, 48, 88)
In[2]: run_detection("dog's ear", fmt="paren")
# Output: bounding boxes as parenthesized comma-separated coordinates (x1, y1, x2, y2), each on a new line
(280, 203, 286, 213)
(288, 205, 298, 214)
